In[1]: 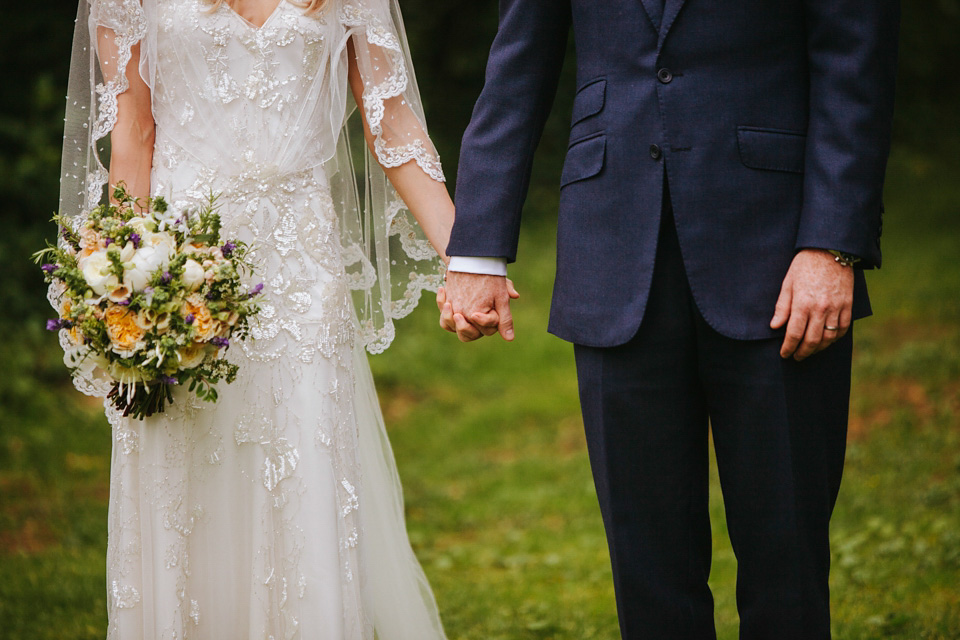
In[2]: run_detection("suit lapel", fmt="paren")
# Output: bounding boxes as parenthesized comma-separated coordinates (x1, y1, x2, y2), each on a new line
(637, 0, 662, 33)
(658, 0, 687, 49)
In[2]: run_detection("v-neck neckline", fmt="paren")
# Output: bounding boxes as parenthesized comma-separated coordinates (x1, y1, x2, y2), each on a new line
(224, 0, 286, 31)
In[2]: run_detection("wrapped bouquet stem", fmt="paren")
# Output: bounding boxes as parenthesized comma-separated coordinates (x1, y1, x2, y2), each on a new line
(35, 183, 264, 419)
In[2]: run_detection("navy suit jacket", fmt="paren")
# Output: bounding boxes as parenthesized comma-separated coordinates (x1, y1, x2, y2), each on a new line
(447, 0, 900, 347)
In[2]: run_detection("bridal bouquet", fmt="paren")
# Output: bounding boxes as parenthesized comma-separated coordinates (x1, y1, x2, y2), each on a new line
(33, 184, 264, 420)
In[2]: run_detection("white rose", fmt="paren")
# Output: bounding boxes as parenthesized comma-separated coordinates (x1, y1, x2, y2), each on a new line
(125, 244, 173, 291)
(123, 268, 150, 293)
(80, 250, 113, 295)
(182, 259, 206, 290)
(143, 231, 177, 257)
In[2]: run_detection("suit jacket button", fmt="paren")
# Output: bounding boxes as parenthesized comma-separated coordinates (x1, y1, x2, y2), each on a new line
(649, 144, 662, 160)
(657, 68, 673, 84)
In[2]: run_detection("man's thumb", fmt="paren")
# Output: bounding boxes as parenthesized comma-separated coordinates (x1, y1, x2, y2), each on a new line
(496, 299, 515, 341)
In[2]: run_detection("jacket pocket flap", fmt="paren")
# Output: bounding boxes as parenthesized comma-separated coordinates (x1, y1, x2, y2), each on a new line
(571, 78, 606, 126)
(737, 126, 807, 173)
(561, 134, 606, 187)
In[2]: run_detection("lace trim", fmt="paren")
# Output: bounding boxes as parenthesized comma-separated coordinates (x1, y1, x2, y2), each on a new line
(340, 3, 445, 183)
(391, 271, 443, 321)
(87, 3, 148, 210)
(388, 200, 437, 262)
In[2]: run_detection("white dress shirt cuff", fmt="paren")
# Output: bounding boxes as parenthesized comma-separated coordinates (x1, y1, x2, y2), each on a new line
(447, 256, 508, 277)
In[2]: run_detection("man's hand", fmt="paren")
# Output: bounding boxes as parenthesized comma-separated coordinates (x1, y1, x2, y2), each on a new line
(437, 272, 520, 342)
(771, 249, 855, 361)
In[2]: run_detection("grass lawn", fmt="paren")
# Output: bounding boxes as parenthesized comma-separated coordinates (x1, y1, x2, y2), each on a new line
(1, 142, 958, 639)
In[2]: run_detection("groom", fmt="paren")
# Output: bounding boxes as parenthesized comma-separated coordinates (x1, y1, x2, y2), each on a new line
(441, 0, 899, 637)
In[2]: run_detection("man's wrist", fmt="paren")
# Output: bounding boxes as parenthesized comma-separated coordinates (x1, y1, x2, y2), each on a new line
(447, 256, 508, 277)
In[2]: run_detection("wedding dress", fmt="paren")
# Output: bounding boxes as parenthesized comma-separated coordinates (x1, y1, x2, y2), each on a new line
(50, 0, 448, 637)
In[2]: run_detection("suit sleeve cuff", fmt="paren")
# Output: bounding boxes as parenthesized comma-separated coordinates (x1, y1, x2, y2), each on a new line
(447, 256, 508, 276)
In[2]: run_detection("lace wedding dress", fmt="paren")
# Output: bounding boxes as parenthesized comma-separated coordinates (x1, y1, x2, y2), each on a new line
(51, 0, 448, 638)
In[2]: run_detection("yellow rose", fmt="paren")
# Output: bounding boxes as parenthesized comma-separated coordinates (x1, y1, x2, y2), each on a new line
(182, 293, 216, 341)
(104, 304, 145, 354)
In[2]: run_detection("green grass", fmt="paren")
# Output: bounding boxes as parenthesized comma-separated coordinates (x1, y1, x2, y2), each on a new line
(1, 141, 958, 639)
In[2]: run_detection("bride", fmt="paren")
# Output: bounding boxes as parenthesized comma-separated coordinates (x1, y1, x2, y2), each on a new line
(53, 0, 458, 637)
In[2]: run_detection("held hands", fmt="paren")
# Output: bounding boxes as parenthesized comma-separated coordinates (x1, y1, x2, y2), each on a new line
(437, 271, 520, 342)
(771, 248, 854, 361)
(439, 250, 853, 352)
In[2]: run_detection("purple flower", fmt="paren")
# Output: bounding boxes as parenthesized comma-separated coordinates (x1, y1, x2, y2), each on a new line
(161, 375, 179, 385)
(41, 263, 57, 273)
(104, 236, 114, 247)
(210, 336, 229, 348)
(118, 298, 131, 306)
(144, 286, 154, 294)
(130, 232, 141, 248)
(247, 282, 264, 298)
(47, 318, 73, 330)
(185, 313, 195, 324)
(161, 271, 172, 284)
(221, 241, 236, 257)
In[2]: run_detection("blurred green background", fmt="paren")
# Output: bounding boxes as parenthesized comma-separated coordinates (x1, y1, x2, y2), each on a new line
(1, 2, 958, 639)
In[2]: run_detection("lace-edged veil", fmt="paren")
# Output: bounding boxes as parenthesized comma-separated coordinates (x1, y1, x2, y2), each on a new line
(58, 0, 445, 357)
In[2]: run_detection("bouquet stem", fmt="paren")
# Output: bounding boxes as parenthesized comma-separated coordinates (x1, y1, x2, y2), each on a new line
(107, 381, 175, 420)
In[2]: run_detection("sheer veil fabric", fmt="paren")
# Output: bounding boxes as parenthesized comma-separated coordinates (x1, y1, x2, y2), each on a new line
(51, 0, 449, 638)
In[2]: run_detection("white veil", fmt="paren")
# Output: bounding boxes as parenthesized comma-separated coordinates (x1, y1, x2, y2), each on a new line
(57, 0, 444, 356)
(55, 1, 449, 638)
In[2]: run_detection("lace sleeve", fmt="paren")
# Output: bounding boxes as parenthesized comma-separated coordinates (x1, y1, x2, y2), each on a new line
(61, 0, 148, 219)
(340, 0, 444, 183)
(331, 0, 446, 354)
(53, 0, 148, 398)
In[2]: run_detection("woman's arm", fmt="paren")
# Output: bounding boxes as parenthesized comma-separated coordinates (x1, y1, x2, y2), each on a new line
(98, 27, 155, 207)
(347, 39, 453, 264)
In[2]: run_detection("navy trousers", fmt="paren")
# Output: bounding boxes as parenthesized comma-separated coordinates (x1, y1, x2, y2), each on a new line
(574, 184, 852, 639)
